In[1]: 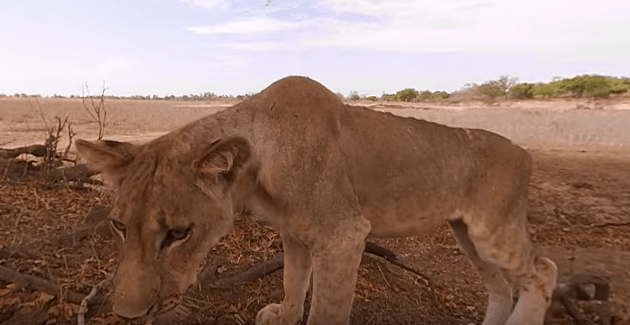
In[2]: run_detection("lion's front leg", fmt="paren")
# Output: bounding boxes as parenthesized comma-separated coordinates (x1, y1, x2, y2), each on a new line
(256, 234, 312, 325)
(306, 238, 365, 325)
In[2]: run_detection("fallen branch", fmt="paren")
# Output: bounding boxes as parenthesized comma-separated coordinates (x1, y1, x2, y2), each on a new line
(364, 240, 397, 261)
(58, 207, 113, 247)
(77, 285, 99, 325)
(589, 221, 630, 228)
(364, 241, 430, 282)
(77, 277, 112, 325)
(200, 253, 284, 287)
(0, 265, 95, 305)
(0, 265, 111, 321)
(0, 247, 64, 268)
(46, 163, 100, 183)
(199, 241, 430, 288)
(552, 274, 611, 325)
(57, 226, 97, 248)
(0, 145, 48, 159)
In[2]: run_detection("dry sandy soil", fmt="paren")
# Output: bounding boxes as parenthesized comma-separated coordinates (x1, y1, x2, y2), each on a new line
(0, 97, 629, 325)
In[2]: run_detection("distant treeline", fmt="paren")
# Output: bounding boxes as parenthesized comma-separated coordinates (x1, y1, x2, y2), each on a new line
(2, 75, 629, 102)
(377, 75, 630, 102)
(504, 75, 630, 99)
(0, 92, 251, 101)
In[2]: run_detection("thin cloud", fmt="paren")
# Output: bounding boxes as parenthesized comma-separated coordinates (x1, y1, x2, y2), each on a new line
(186, 16, 311, 34)
(183, 0, 630, 57)
(297, 0, 630, 55)
(316, 0, 434, 18)
(288, 12, 310, 20)
(207, 55, 253, 68)
(280, 1, 299, 8)
(180, 0, 224, 10)
(224, 41, 285, 51)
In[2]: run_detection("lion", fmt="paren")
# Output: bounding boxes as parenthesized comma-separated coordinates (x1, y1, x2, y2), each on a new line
(75, 76, 557, 325)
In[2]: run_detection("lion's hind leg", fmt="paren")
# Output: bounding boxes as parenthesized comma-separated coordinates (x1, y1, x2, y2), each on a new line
(461, 208, 557, 325)
(449, 219, 514, 325)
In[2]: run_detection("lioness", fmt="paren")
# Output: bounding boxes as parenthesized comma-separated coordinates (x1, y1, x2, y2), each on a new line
(76, 76, 557, 325)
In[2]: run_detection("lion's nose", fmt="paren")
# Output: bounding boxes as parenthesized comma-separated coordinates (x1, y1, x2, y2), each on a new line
(113, 300, 153, 320)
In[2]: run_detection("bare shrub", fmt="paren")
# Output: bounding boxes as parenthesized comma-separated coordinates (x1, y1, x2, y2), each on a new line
(82, 81, 108, 140)
(30, 101, 74, 173)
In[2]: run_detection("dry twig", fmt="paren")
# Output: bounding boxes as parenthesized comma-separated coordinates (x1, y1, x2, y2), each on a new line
(0, 265, 87, 304)
(198, 241, 431, 287)
(552, 274, 611, 325)
(0, 145, 48, 159)
(200, 253, 284, 287)
(589, 221, 630, 228)
(64, 122, 76, 159)
(46, 163, 100, 184)
(77, 277, 112, 325)
(82, 81, 108, 140)
(364, 241, 431, 282)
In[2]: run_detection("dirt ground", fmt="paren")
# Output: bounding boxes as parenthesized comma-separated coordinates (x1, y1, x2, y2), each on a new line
(0, 97, 629, 324)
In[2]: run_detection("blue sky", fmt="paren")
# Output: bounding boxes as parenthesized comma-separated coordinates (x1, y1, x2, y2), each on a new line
(1, 0, 629, 96)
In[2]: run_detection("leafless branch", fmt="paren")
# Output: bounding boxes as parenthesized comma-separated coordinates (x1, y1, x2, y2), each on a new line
(77, 277, 112, 325)
(42, 116, 70, 173)
(0, 265, 95, 305)
(552, 274, 611, 325)
(0, 145, 48, 159)
(63, 121, 76, 159)
(589, 221, 630, 228)
(81, 81, 108, 140)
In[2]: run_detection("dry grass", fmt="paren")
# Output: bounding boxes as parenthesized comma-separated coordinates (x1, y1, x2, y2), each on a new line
(376, 105, 630, 149)
(0, 98, 237, 148)
(2, 97, 630, 153)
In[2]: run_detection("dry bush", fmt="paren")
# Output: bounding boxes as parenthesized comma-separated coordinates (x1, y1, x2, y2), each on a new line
(348, 90, 361, 101)
(81, 81, 108, 140)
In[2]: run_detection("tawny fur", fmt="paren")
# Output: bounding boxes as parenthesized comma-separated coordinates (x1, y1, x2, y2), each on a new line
(75, 76, 557, 325)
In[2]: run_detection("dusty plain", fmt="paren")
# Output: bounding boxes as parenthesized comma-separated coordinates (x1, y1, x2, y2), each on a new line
(0, 96, 629, 324)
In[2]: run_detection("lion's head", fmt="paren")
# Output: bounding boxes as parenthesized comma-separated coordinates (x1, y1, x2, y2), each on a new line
(75, 136, 253, 320)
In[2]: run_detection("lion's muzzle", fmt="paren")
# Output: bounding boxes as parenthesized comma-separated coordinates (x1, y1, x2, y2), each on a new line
(113, 297, 153, 320)
(112, 258, 160, 319)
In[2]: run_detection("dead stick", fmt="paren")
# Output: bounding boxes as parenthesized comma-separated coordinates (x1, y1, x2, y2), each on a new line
(201, 240, 429, 287)
(213, 253, 284, 286)
(46, 164, 99, 183)
(364, 241, 430, 281)
(551, 274, 611, 325)
(0, 145, 48, 159)
(589, 221, 630, 228)
(381, 258, 431, 282)
(364, 241, 397, 261)
(0, 265, 107, 306)
(77, 286, 98, 325)
(554, 285, 593, 325)
(77, 277, 111, 325)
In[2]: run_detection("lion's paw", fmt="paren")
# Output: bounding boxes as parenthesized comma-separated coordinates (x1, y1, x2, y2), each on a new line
(256, 303, 301, 325)
(255, 304, 282, 325)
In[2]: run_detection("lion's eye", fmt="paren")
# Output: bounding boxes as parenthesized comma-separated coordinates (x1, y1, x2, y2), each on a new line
(109, 220, 126, 238)
(170, 228, 190, 240)
(161, 226, 192, 250)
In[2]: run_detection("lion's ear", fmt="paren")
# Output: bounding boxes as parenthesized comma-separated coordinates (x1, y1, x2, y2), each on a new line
(195, 136, 251, 182)
(75, 139, 138, 186)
